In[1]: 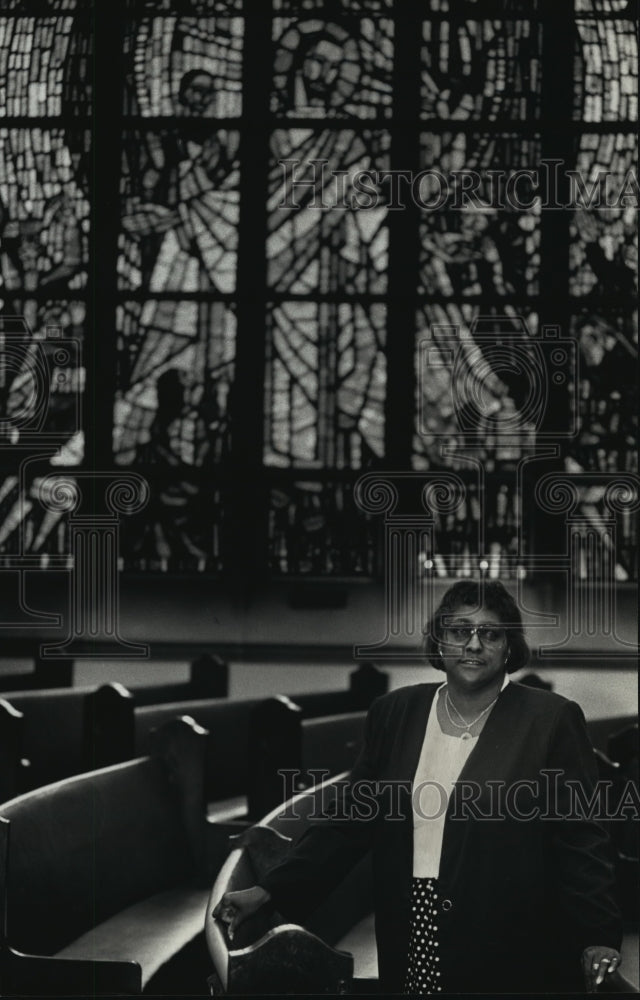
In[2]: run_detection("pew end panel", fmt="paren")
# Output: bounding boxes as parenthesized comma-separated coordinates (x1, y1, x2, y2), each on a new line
(84, 683, 136, 770)
(206, 844, 354, 996)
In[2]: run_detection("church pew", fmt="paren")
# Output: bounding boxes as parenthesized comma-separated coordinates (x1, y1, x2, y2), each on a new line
(85, 662, 384, 823)
(247, 700, 367, 820)
(0, 656, 228, 804)
(0, 716, 231, 996)
(206, 773, 375, 995)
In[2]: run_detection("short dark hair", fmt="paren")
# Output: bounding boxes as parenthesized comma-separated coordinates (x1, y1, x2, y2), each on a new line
(424, 579, 529, 674)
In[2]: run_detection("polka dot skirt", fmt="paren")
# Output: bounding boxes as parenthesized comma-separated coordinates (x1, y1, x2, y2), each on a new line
(404, 877, 443, 995)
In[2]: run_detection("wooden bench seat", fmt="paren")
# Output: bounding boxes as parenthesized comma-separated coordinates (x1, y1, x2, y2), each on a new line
(57, 886, 210, 989)
(0, 718, 230, 996)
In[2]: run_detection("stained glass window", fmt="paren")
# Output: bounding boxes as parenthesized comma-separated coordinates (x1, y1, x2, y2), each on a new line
(123, 17, 243, 118)
(7, 1, 634, 583)
(265, 301, 385, 469)
(271, 18, 393, 118)
(422, 21, 542, 121)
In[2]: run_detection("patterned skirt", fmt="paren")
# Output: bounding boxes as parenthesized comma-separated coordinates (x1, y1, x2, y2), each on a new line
(403, 877, 443, 995)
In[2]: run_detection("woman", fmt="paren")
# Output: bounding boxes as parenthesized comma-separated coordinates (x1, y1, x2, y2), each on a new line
(214, 581, 624, 994)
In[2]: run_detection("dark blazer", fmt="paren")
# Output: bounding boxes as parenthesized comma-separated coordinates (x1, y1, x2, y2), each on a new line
(260, 681, 622, 994)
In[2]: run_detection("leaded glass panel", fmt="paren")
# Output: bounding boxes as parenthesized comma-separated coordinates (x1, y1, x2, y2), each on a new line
(574, 19, 638, 121)
(422, 20, 542, 121)
(425, 1, 540, 12)
(569, 134, 637, 298)
(413, 304, 539, 471)
(127, 1, 242, 12)
(569, 308, 638, 476)
(271, 18, 393, 119)
(418, 134, 541, 297)
(0, 129, 90, 294)
(123, 17, 243, 118)
(273, 0, 391, 11)
(268, 129, 389, 294)
(0, 16, 91, 116)
(0, 303, 84, 462)
(119, 128, 239, 294)
(114, 299, 234, 468)
(265, 301, 385, 469)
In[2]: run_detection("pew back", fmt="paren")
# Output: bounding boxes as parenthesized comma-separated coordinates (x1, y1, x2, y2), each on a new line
(134, 698, 262, 801)
(0, 757, 195, 957)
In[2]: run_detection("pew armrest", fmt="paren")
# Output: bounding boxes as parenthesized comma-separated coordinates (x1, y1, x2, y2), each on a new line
(2, 948, 142, 996)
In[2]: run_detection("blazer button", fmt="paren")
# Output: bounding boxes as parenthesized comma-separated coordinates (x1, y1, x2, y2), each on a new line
(441, 899, 453, 912)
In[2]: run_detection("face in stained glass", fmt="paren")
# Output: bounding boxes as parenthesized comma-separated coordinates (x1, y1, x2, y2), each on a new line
(272, 18, 393, 118)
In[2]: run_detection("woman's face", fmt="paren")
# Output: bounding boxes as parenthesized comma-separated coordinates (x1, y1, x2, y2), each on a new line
(438, 602, 509, 692)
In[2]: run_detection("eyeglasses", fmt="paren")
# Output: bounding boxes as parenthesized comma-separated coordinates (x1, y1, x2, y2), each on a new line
(443, 625, 506, 646)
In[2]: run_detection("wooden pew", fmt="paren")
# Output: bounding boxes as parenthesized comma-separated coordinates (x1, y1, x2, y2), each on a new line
(247, 699, 367, 820)
(0, 657, 229, 804)
(87, 686, 263, 824)
(0, 717, 231, 996)
(206, 773, 375, 995)
(85, 662, 384, 823)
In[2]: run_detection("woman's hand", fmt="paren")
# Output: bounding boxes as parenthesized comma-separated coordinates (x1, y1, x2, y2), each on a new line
(212, 886, 272, 942)
(582, 946, 622, 992)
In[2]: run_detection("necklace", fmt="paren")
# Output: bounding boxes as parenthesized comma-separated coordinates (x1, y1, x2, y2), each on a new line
(444, 688, 500, 732)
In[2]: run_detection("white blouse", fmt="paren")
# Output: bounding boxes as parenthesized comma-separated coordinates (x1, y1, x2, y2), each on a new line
(412, 676, 510, 878)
